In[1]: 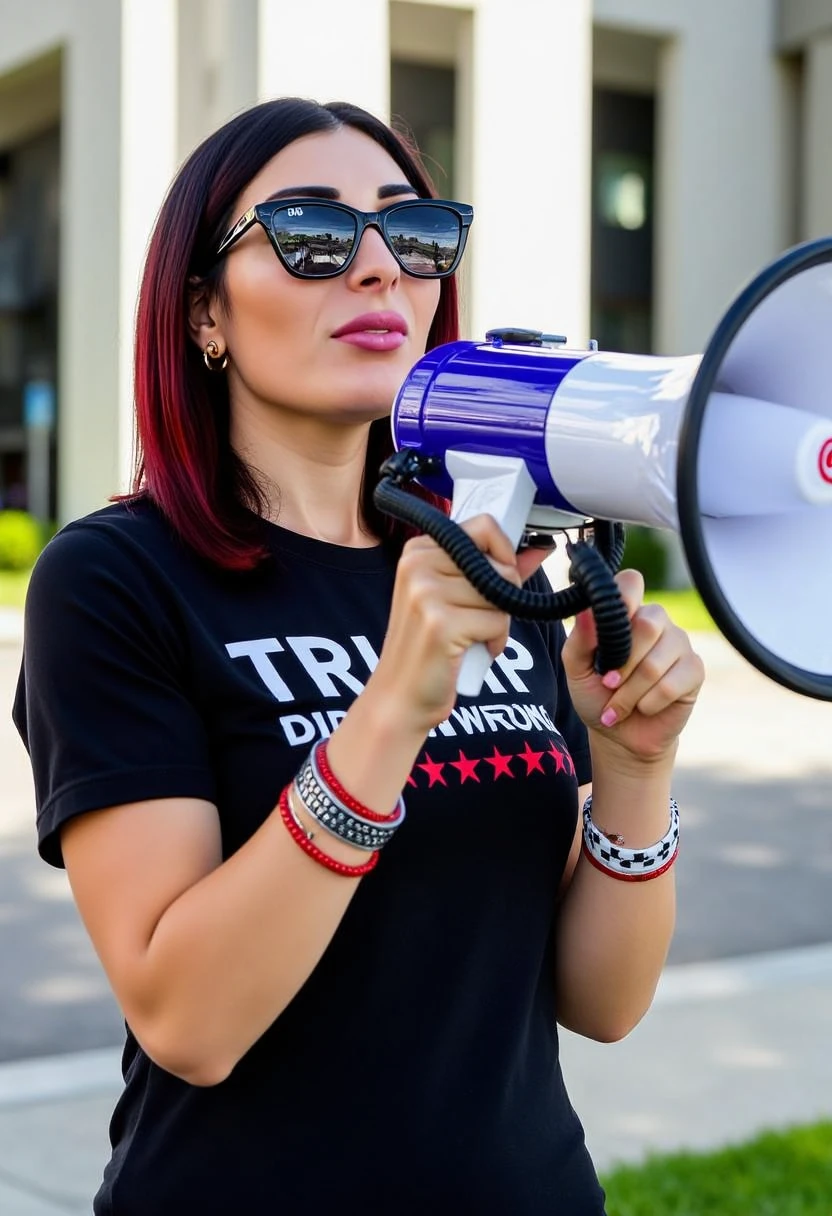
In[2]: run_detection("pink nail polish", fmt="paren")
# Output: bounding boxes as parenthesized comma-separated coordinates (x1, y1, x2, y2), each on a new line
(600, 707, 618, 727)
(602, 671, 622, 690)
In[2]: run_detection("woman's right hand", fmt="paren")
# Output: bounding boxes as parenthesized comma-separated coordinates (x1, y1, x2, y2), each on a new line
(368, 514, 549, 737)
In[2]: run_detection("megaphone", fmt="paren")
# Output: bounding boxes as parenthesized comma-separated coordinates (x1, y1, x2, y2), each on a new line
(375, 235, 832, 701)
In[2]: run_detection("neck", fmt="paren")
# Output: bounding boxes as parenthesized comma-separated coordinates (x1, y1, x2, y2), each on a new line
(231, 396, 379, 548)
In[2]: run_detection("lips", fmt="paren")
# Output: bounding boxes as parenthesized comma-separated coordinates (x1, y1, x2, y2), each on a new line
(332, 311, 409, 339)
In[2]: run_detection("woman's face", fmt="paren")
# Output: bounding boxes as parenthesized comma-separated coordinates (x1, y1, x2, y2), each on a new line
(206, 125, 442, 425)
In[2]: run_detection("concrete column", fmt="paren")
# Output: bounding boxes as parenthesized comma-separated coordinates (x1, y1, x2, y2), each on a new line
(654, 2, 788, 354)
(57, 0, 123, 522)
(118, 1, 179, 495)
(467, 0, 593, 344)
(258, 0, 390, 119)
(178, 0, 259, 159)
(802, 32, 832, 239)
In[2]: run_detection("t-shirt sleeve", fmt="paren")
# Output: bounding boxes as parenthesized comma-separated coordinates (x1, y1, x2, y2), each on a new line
(524, 564, 592, 787)
(13, 523, 217, 868)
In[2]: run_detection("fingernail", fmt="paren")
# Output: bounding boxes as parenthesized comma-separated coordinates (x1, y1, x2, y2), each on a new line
(601, 670, 622, 690)
(600, 707, 618, 727)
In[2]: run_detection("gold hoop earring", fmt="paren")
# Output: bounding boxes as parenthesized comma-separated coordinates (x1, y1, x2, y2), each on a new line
(203, 340, 228, 372)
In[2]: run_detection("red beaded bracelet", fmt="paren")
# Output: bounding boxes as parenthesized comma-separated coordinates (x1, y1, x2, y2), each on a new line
(315, 740, 401, 823)
(581, 838, 678, 882)
(278, 787, 379, 878)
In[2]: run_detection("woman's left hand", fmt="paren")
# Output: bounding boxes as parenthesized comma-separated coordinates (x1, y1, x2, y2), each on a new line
(561, 569, 705, 766)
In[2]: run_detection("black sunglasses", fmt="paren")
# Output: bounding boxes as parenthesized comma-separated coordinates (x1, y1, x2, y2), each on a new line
(215, 197, 474, 280)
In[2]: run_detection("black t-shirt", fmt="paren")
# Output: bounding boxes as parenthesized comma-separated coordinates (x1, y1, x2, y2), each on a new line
(13, 499, 605, 1215)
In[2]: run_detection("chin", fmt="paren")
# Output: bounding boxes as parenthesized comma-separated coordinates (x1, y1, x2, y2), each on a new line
(316, 393, 389, 425)
(341, 372, 408, 410)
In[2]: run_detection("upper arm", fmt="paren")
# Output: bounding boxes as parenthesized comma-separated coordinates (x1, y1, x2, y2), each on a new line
(61, 797, 222, 1020)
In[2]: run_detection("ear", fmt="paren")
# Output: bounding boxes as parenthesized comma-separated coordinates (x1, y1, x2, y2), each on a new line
(187, 277, 225, 353)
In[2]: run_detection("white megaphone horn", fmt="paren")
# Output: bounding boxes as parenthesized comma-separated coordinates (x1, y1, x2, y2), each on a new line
(375, 235, 832, 701)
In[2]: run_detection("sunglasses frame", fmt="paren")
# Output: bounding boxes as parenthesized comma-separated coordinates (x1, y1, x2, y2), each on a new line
(214, 197, 474, 280)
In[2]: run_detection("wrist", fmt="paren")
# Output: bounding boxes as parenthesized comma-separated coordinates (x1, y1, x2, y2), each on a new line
(363, 664, 439, 742)
(325, 677, 428, 817)
(582, 793, 680, 880)
(588, 732, 678, 782)
(586, 740, 676, 851)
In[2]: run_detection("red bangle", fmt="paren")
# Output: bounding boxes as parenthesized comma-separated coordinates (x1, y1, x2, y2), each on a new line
(315, 741, 400, 823)
(581, 838, 678, 882)
(278, 787, 379, 878)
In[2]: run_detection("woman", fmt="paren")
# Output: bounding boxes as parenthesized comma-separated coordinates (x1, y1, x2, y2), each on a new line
(13, 98, 703, 1214)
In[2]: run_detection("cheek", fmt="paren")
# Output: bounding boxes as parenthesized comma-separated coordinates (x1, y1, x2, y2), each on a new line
(227, 264, 316, 357)
(413, 282, 442, 346)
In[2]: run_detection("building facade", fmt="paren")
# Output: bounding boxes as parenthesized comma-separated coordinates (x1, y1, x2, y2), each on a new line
(0, 0, 830, 525)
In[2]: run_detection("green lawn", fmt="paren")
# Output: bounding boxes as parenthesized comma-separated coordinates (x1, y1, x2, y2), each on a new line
(643, 587, 716, 633)
(0, 569, 30, 610)
(601, 1120, 832, 1215)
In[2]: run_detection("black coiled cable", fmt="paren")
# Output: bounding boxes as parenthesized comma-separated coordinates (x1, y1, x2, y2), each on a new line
(373, 449, 632, 673)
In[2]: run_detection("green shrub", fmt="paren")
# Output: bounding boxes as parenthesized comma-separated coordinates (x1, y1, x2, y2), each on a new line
(620, 525, 668, 591)
(0, 510, 47, 571)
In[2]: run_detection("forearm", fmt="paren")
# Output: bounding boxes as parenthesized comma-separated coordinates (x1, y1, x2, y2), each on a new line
(137, 687, 425, 1085)
(554, 745, 677, 1042)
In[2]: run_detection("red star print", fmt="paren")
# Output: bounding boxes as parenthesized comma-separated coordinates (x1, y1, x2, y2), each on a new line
(406, 773, 418, 787)
(484, 747, 514, 778)
(518, 741, 545, 774)
(449, 750, 481, 783)
(417, 753, 447, 787)
(547, 741, 567, 774)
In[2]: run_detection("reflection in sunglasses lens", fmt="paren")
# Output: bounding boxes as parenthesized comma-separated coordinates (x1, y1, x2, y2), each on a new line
(388, 206, 461, 274)
(273, 206, 357, 276)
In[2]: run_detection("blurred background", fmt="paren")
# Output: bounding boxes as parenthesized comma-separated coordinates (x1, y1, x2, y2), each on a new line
(0, 0, 830, 530)
(0, 3, 831, 1214)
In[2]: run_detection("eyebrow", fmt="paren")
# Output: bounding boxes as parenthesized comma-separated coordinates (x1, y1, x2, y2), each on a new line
(264, 183, 418, 202)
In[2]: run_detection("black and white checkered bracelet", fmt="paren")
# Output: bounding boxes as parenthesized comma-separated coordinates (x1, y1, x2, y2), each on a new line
(582, 795, 680, 882)
(293, 749, 406, 852)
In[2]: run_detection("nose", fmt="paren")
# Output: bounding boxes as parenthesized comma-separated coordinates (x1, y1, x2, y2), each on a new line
(345, 223, 400, 291)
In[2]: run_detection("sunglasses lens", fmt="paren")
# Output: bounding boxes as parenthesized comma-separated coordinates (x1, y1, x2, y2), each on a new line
(387, 205, 462, 275)
(272, 205, 357, 275)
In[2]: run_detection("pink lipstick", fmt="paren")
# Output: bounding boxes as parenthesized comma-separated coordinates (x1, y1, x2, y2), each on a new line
(332, 311, 408, 352)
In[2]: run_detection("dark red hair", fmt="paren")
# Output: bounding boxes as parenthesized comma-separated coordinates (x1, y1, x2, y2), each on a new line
(128, 97, 458, 570)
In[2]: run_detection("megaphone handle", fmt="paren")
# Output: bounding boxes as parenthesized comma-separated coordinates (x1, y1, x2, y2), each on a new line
(444, 451, 539, 697)
(457, 644, 496, 697)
